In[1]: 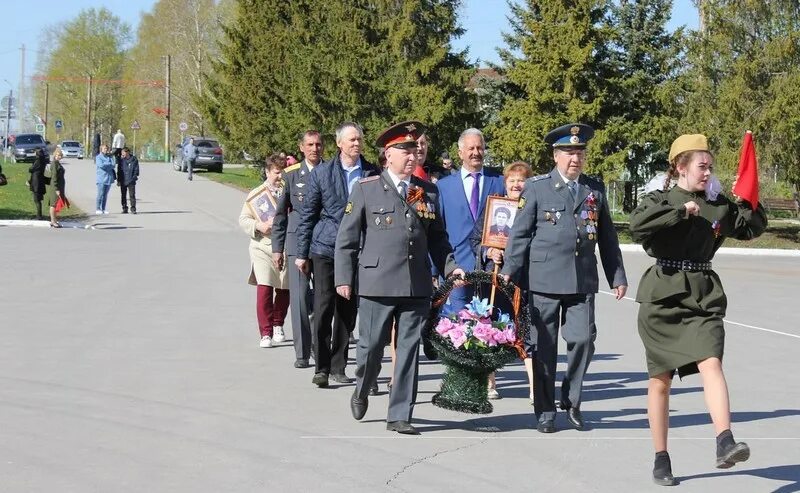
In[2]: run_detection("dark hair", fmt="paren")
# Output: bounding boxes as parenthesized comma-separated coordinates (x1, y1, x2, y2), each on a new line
(298, 130, 321, 143)
(378, 148, 387, 169)
(495, 206, 511, 218)
(121, 147, 130, 153)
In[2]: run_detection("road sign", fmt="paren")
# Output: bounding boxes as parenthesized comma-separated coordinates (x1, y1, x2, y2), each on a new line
(35, 123, 45, 134)
(179, 121, 188, 132)
(54, 119, 63, 129)
(131, 120, 141, 130)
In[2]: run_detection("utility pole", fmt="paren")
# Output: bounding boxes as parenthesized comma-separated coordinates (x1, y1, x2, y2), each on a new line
(4, 90, 11, 153)
(164, 55, 171, 163)
(43, 83, 49, 141)
(85, 76, 92, 154)
(19, 44, 25, 130)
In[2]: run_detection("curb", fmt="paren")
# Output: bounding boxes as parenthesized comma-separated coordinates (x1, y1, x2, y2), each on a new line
(0, 220, 94, 229)
(619, 243, 800, 257)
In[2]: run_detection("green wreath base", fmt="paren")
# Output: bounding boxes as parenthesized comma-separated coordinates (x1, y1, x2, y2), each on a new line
(423, 270, 529, 414)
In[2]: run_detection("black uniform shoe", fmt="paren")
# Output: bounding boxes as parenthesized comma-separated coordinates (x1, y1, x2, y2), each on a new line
(312, 372, 329, 388)
(121, 209, 128, 214)
(386, 420, 420, 435)
(716, 431, 750, 469)
(330, 373, 353, 384)
(566, 407, 585, 430)
(368, 383, 379, 396)
(537, 417, 555, 434)
(131, 210, 137, 215)
(350, 391, 368, 420)
(652, 451, 677, 486)
(294, 359, 310, 369)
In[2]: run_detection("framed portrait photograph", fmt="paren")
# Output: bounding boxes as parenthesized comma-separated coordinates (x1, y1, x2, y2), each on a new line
(481, 195, 519, 250)
(246, 184, 277, 223)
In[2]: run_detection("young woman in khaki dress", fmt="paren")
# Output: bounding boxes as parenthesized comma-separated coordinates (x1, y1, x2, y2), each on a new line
(239, 155, 290, 348)
(629, 134, 767, 486)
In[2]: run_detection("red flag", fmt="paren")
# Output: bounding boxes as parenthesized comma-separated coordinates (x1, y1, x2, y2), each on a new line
(733, 131, 759, 207)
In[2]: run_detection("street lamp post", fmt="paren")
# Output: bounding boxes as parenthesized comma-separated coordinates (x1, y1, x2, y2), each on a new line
(2, 79, 13, 155)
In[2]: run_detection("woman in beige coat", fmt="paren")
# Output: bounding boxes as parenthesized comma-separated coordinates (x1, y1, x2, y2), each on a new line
(239, 154, 289, 348)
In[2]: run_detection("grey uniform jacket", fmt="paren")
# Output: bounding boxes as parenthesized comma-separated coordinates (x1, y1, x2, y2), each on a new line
(335, 172, 458, 297)
(501, 168, 627, 294)
(272, 161, 314, 255)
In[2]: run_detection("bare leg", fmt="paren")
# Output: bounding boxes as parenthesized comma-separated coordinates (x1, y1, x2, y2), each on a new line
(488, 372, 497, 390)
(697, 357, 731, 434)
(524, 357, 534, 401)
(49, 206, 58, 226)
(648, 372, 672, 452)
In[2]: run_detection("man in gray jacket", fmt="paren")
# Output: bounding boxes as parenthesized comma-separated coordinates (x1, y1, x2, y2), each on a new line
(501, 123, 627, 434)
(335, 121, 464, 435)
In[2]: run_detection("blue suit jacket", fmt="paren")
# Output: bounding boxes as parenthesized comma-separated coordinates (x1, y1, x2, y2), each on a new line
(436, 168, 505, 272)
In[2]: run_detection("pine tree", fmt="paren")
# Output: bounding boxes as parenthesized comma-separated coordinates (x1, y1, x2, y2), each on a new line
(487, 0, 609, 174)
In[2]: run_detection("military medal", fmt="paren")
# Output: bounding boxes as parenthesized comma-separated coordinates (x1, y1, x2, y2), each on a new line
(545, 211, 552, 222)
(555, 211, 561, 220)
(386, 216, 393, 225)
(345, 202, 353, 214)
(375, 217, 381, 226)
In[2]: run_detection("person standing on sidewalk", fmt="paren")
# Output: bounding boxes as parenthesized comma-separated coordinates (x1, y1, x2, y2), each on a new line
(95, 144, 115, 215)
(117, 147, 140, 214)
(47, 149, 67, 228)
(239, 154, 290, 348)
(112, 129, 126, 166)
(184, 138, 197, 181)
(28, 148, 48, 220)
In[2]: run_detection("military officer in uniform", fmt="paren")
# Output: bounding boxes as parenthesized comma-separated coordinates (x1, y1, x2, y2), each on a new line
(335, 121, 464, 435)
(272, 130, 323, 368)
(501, 123, 628, 433)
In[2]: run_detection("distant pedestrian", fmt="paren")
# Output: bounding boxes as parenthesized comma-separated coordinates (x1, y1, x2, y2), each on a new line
(28, 148, 48, 220)
(95, 144, 115, 215)
(117, 147, 140, 214)
(184, 137, 197, 181)
(240, 154, 290, 348)
(93, 132, 101, 158)
(47, 149, 67, 228)
(112, 129, 126, 166)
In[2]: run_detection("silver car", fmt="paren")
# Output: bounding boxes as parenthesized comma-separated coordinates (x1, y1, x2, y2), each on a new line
(59, 140, 84, 159)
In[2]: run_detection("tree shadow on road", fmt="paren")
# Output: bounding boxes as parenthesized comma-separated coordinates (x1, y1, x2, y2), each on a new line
(588, 408, 800, 430)
(679, 464, 800, 493)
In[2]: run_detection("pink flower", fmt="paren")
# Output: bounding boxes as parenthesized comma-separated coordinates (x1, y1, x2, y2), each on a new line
(492, 328, 508, 345)
(448, 327, 467, 348)
(503, 327, 516, 343)
(473, 323, 495, 346)
(435, 317, 454, 336)
(458, 309, 477, 320)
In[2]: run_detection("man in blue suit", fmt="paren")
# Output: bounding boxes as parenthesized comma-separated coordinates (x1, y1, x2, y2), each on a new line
(295, 122, 380, 388)
(435, 128, 505, 312)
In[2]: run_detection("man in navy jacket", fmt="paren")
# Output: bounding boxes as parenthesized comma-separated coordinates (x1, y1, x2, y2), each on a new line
(295, 122, 380, 388)
(117, 147, 140, 214)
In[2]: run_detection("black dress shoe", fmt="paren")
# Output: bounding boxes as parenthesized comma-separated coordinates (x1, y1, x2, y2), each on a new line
(368, 383, 379, 396)
(716, 441, 750, 469)
(537, 417, 555, 433)
(350, 391, 368, 420)
(653, 451, 677, 486)
(294, 358, 310, 369)
(311, 372, 329, 388)
(386, 420, 420, 435)
(566, 407, 585, 430)
(330, 373, 353, 384)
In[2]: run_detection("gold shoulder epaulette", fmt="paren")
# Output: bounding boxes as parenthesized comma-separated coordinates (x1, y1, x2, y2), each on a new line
(284, 163, 301, 173)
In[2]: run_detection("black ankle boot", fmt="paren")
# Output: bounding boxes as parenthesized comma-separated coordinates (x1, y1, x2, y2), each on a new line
(652, 451, 677, 486)
(716, 430, 750, 469)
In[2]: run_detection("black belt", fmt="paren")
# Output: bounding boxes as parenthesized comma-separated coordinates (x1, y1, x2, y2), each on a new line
(656, 259, 713, 271)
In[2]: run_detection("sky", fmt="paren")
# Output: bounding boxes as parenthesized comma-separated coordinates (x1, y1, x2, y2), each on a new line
(0, 0, 699, 103)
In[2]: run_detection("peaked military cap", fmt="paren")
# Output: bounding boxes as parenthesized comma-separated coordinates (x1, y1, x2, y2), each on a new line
(376, 120, 427, 150)
(544, 123, 595, 148)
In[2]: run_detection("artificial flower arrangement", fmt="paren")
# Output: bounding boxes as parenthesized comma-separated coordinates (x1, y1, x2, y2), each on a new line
(435, 297, 517, 351)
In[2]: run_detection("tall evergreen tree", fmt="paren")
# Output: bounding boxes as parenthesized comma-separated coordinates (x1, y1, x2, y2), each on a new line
(487, 0, 609, 174)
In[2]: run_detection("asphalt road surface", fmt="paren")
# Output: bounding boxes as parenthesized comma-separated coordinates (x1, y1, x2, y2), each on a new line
(2, 160, 798, 492)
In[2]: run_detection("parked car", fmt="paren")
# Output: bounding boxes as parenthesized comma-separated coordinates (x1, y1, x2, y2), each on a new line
(173, 137, 223, 173)
(12, 133, 50, 163)
(57, 140, 85, 159)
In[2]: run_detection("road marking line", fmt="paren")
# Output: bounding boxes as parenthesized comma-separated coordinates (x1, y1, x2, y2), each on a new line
(598, 290, 800, 340)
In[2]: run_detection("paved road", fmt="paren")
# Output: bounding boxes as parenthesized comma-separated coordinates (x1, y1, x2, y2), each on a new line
(1, 160, 799, 492)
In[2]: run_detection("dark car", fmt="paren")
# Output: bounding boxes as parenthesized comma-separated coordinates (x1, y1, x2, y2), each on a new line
(12, 133, 50, 163)
(173, 137, 223, 173)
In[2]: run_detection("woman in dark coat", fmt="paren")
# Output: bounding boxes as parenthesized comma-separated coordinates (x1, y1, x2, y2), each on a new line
(629, 134, 767, 486)
(28, 149, 48, 220)
(47, 149, 67, 228)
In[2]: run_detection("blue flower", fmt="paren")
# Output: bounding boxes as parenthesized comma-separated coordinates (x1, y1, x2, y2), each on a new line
(496, 311, 511, 325)
(466, 296, 493, 317)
